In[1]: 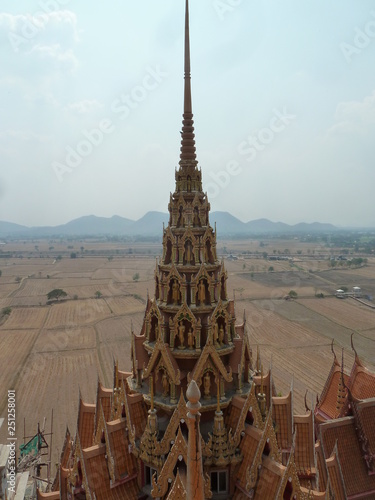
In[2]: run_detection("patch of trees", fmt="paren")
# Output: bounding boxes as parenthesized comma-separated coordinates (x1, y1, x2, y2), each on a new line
(47, 289, 67, 301)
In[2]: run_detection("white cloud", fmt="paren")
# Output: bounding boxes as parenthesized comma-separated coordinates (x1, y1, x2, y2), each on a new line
(327, 90, 375, 137)
(67, 100, 104, 115)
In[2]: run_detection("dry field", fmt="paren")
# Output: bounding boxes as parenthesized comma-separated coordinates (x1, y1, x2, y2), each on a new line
(0, 239, 374, 476)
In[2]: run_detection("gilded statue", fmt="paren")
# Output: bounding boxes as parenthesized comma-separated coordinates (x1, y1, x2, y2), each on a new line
(187, 328, 195, 349)
(213, 322, 219, 347)
(178, 321, 185, 349)
(162, 371, 169, 397)
(219, 325, 225, 346)
(198, 280, 206, 304)
(172, 279, 180, 304)
(204, 371, 211, 399)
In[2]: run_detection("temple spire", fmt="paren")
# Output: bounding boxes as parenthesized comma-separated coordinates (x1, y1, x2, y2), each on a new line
(179, 0, 197, 165)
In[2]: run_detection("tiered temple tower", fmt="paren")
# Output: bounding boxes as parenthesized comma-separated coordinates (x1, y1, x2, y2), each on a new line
(128, 0, 252, 414)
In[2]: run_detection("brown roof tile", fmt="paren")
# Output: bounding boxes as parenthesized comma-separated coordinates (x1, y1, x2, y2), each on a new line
(235, 425, 263, 490)
(272, 392, 293, 451)
(254, 456, 284, 499)
(294, 411, 315, 477)
(77, 400, 95, 449)
(320, 416, 375, 497)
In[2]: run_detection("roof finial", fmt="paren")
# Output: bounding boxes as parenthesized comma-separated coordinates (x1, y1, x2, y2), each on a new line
(179, 0, 197, 165)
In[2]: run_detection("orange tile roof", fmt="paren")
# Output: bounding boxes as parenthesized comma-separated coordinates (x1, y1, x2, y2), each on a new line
(107, 420, 137, 479)
(225, 395, 244, 432)
(294, 412, 315, 477)
(253, 456, 284, 499)
(82, 444, 139, 499)
(317, 368, 349, 420)
(320, 416, 375, 497)
(315, 441, 327, 493)
(77, 400, 95, 449)
(272, 392, 293, 451)
(350, 368, 375, 400)
(235, 425, 263, 490)
(127, 392, 148, 439)
(325, 447, 346, 500)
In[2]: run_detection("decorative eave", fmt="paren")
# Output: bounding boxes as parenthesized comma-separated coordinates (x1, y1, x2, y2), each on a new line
(122, 379, 137, 452)
(180, 224, 198, 245)
(317, 343, 341, 410)
(72, 434, 93, 500)
(325, 442, 347, 500)
(188, 342, 233, 385)
(143, 339, 181, 385)
(100, 402, 116, 484)
(151, 426, 188, 498)
(275, 447, 304, 499)
(229, 386, 264, 448)
(166, 468, 187, 499)
(245, 408, 282, 491)
(190, 261, 212, 285)
(156, 391, 188, 456)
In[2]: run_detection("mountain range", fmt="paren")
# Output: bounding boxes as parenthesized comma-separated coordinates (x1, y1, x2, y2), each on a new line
(0, 212, 339, 238)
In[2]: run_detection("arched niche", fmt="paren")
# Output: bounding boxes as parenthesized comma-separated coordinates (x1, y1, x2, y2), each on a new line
(204, 239, 215, 264)
(149, 315, 160, 343)
(202, 368, 215, 400)
(193, 206, 201, 227)
(183, 239, 195, 265)
(212, 316, 227, 347)
(164, 239, 173, 265)
(220, 274, 227, 301)
(176, 318, 193, 350)
(155, 275, 160, 300)
(177, 206, 184, 228)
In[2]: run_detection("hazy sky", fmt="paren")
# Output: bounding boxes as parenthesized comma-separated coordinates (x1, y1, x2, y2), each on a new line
(1, 1, 375, 228)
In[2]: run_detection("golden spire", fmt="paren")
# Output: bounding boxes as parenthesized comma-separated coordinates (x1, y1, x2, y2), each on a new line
(179, 0, 197, 165)
(150, 375, 154, 411)
(216, 376, 221, 413)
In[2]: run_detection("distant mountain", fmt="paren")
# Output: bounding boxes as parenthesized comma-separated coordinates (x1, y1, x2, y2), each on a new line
(133, 212, 169, 235)
(0, 221, 28, 235)
(0, 212, 339, 238)
(210, 212, 247, 234)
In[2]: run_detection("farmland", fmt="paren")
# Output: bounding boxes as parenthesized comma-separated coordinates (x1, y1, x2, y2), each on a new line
(0, 237, 375, 475)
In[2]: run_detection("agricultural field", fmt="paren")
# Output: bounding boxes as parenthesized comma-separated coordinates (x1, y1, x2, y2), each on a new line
(0, 237, 374, 475)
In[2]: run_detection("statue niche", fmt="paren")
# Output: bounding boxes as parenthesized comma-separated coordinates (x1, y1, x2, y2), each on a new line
(149, 316, 160, 343)
(187, 175, 191, 192)
(183, 239, 194, 265)
(161, 369, 169, 398)
(220, 274, 227, 301)
(213, 317, 227, 348)
(203, 370, 213, 399)
(196, 278, 209, 306)
(168, 278, 181, 306)
(177, 206, 184, 228)
(164, 238, 173, 265)
(193, 206, 201, 227)
(155, 275, 160, 300)
(204, 239, 215, 264)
